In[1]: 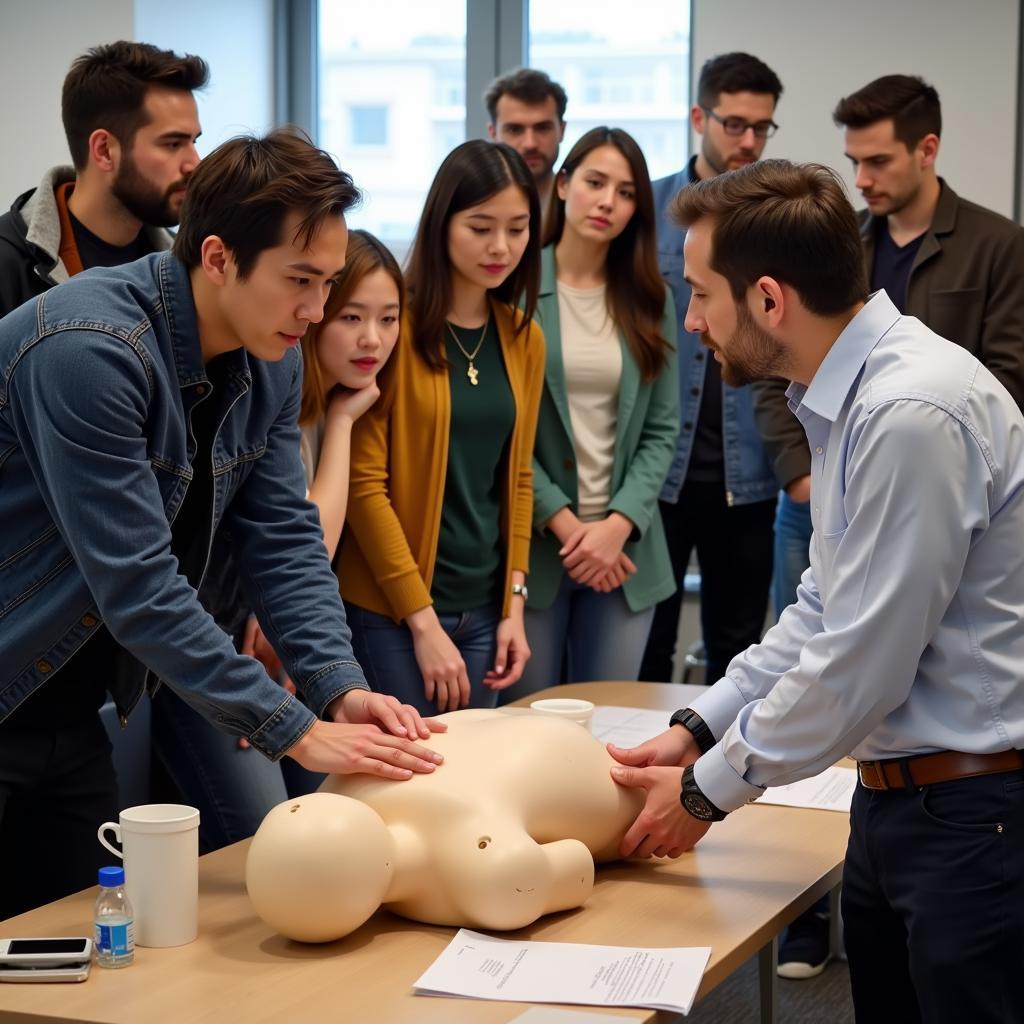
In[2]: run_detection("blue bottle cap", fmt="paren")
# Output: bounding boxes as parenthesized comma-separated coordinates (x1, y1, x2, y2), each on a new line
(98, 866, 125, 887)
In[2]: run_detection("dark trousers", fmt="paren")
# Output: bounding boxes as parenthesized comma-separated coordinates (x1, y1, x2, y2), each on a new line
(0, 716, 119, 920)
(843, 771, 1024, 1023)
(640, 482, 775, 683)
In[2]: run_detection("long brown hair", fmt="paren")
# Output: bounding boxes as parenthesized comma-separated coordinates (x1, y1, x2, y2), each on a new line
(299, 229, 404, 426)
(404, 140, 541, 371)
(543, 126, 670, 382)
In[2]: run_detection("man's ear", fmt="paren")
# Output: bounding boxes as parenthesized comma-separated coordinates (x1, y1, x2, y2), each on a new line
(87, 129, 119, 174)
(200, 236, 232, 286)
(918, 133, 940, 170)
(486, 123, 497, 141)
(755, 277, 785, 326)
(690, 104, 706, 137)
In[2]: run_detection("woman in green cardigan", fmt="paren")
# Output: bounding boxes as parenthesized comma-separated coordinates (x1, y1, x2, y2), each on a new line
(502, 126, 679, 699)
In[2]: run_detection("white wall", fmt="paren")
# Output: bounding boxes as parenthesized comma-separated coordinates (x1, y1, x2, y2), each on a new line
(692, 0, 1021, 220)
(0, 0, 134, 202)
(0, 0, 275, 205)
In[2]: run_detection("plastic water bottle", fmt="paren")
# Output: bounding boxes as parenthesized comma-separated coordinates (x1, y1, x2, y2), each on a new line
(94, 866, 135, 968)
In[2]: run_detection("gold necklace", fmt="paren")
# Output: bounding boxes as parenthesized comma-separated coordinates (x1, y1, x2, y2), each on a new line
(445, 312, 489, 386)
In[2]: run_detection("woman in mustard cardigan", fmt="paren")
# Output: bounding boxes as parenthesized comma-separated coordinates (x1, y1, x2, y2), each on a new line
(502, 127, 679, 701)
(337, 141, 546, 716)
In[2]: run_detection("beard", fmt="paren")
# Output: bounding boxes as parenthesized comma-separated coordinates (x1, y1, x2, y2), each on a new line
(705, 302, 790, 387)
(112, 153, 187, 228)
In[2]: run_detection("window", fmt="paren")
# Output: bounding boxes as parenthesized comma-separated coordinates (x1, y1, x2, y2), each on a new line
(318, 0, 467, 253)
(528, 0, 690, 181)
(350, 105, 388, 147)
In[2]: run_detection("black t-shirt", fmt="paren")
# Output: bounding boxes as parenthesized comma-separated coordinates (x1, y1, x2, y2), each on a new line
(870, 219, 925, 315)
(685, 352, 725, 483)
(69, 210, 153, 270)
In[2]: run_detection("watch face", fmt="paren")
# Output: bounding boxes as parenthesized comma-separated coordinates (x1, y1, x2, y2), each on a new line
(683, 793, 715, 821)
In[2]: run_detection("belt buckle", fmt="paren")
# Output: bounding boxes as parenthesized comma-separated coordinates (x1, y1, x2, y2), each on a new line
(858, 761, 886, 790)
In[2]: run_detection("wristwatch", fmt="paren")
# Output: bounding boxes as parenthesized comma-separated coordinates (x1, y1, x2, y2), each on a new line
(669, 708, 715, 754)
(511, 583, 529, 601)
(681, 765, 727, 822)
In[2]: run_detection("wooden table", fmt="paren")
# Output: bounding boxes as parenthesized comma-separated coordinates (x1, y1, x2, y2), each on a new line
(0, 683, 850, 1024)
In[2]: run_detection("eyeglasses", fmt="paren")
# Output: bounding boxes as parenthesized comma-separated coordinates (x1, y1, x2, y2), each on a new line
(702, 108, 779, 139)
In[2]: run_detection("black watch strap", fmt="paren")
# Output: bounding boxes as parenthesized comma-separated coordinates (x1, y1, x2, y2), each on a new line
(669, 708, 715, 754)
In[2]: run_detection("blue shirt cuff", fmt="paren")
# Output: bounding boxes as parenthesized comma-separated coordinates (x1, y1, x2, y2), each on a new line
(693, 742, 765, 813)
(687, 675, 748, 743)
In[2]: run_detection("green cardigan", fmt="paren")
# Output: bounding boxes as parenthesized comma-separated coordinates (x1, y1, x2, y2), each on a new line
(528, 245, 680, 612)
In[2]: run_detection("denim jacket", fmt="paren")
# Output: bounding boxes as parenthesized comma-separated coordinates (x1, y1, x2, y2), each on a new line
(0, 252, 367, 759)
(652, 164, 777, 506)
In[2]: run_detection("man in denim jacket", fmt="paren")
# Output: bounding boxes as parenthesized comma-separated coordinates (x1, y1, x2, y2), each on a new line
(640, 52, 783, 687)
(0, 130, 441, 918)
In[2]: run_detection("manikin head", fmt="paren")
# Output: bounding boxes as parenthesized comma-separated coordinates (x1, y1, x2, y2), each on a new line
(62, 40, 208, 227)
(673, 159, 868, 387)
(691, 52, 782, 179)
(172, 130, 361, 365)
(834, 74, 942, 218)
(299, 229, 403, 426)
(485, 67, 568, 194)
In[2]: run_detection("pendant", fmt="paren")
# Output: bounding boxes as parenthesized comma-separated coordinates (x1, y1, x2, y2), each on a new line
(467, 362, 480, 386)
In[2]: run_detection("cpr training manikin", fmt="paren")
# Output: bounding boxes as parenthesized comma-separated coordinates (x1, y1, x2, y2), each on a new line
(245, 709, 645, 942)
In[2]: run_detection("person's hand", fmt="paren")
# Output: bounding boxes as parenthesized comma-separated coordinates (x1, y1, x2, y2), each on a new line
(238, 615, 285, 749)
(588, 551, 637, 593)
(786, 474, 811, 503)
(286, 717, 444, 778)
(483, 611, 531, 690)
(241, 615, 282, 679)
(610, 764, 712, 858)
(607, 724, 699, 770)
(560, 513, 634, 586)
(326, 382, 381, 426)
(406, 607, 471, 712)
(327, 687, 446, 740)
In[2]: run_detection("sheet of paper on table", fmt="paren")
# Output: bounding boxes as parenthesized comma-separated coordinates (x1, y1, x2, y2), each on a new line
(414, 929, 711, 1016)
(756, 765, 857, 812)
(590, 706, 668, 749)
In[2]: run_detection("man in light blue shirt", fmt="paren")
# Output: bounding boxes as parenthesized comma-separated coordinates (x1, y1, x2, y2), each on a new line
(610, 159, 1024, 1023)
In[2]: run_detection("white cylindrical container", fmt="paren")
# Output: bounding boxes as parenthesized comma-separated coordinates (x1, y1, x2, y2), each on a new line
(529, 698, 595, 732)
(97, 803, 200, 947)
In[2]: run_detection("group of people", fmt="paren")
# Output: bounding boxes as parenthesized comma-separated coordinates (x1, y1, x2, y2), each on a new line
(0, 37, 1021, 1024)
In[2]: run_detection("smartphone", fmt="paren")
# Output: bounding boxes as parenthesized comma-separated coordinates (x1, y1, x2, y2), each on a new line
(0, 937, 92, 968)
(0, 962, 91, 984)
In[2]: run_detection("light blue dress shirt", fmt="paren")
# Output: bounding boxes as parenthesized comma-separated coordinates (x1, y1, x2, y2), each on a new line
(689, 291, 1024, 813)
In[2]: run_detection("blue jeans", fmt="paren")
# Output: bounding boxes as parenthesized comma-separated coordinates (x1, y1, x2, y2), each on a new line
(771, 491, 813, 619)
(151, 686, 324, 854)
(346, 603, 501, 717)
(503, 575, 656, 703)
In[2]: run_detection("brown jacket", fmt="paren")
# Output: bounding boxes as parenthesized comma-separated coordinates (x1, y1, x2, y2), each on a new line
(752, 180, 1024, 488)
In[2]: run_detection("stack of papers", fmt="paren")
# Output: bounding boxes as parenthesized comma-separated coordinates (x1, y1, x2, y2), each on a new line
(414, 929, 711, 1016)
(757, 766, 857, 812)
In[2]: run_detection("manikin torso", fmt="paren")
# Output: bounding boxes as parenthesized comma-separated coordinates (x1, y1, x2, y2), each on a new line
(246, 710, 644, 942)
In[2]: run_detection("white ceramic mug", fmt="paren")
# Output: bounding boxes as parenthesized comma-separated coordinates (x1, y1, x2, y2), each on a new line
(97, 803, 200, 948)
(529, 698, 595, 732)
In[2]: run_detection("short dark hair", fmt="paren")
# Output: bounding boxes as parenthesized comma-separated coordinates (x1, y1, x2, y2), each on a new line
(173, 129, 360, 279)
(671, 159, 867, 317)
(61, 40, 209, 170)
(696, 52, 783, 109)
(833, 75, 942, 149)
(405, 140, 541, 370)
(484, 67, 567, 123)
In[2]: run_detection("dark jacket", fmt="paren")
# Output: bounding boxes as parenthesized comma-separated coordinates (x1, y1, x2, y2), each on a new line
(752, 180, 1024, 488)
(0, 166, 172, 320)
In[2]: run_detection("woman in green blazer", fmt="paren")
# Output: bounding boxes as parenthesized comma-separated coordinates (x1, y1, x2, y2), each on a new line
(502, 126, 679, 700)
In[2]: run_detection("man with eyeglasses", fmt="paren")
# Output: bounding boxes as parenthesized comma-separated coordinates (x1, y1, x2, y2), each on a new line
(641, 53, 783, 710)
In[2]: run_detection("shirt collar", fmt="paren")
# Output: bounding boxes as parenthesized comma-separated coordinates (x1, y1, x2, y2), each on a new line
(786, 291, 900, 422)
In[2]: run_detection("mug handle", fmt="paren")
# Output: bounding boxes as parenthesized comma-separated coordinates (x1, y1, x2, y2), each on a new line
(97, 822, 124, 859)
